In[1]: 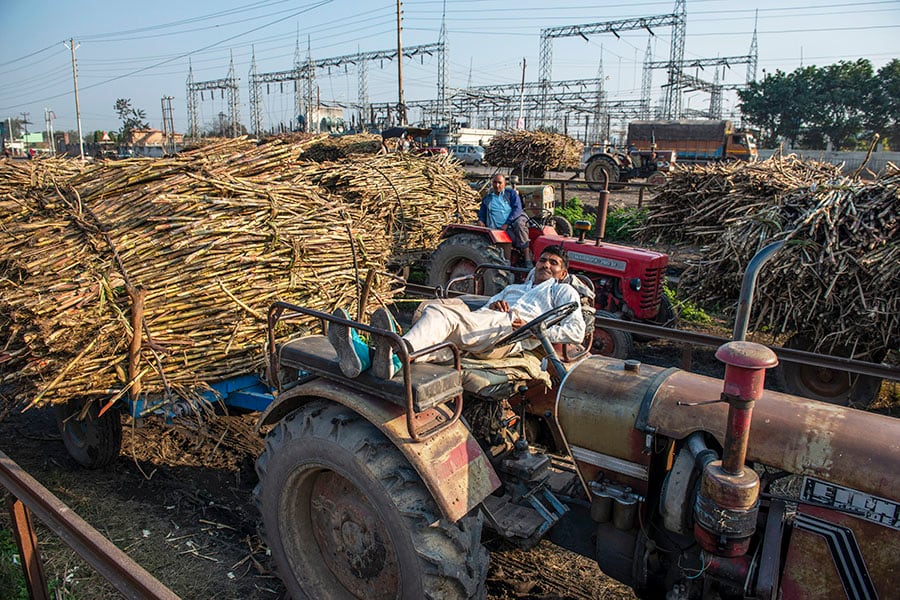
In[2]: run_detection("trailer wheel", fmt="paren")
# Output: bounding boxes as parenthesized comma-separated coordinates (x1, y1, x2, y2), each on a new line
(428, 232, 512, 296)
(777, 334, 883, 406)
(54, 399, 122, 469)
(593, 311, 633, 359)
(255, 400, 488, 600)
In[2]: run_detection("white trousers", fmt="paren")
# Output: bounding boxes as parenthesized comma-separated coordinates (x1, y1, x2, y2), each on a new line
(403, 301, 519, 361)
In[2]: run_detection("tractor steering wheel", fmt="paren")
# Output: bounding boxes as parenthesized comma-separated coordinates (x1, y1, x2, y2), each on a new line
(493, 302, 580, 348)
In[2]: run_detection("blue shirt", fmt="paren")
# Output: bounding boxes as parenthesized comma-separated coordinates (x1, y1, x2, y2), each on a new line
(478, 188, 523, 228)
(486, 193, 512, 228)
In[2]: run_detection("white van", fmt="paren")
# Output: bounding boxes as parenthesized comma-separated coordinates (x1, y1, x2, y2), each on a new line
(448, 144, 485, 166)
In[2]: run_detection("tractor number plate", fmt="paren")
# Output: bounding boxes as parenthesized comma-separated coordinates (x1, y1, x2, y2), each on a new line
(568, 251, 626, 272)
(801, 476, 900, 531)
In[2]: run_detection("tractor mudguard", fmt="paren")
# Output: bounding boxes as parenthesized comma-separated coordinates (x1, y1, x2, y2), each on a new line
(257, 377, 501, 522)
(440, 223, 513, 245)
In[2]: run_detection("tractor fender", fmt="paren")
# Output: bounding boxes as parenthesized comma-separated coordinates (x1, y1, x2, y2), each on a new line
(440, 223, 513, 245)
(257, 377, 501, 522)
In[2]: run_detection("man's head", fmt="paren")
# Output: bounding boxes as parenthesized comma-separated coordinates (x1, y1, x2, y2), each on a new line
(533, 244, 569, 284)
(490, 175, 506, 193)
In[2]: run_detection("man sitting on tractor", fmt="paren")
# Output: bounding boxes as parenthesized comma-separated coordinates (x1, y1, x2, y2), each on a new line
(478, 174, 533, 268)
(329, 245, 585, 379)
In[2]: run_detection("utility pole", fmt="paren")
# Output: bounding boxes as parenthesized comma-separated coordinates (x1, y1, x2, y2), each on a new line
(65, 38, 85, 162)
(516, 59, 527, 129)
(396, 0, 407, 126)
(44, 109, 56, 156)
(161, 96, 175, 154)
(19, 112, 31, 135)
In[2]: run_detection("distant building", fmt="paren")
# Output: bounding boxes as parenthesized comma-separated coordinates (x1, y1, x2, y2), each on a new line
(128, 129, 184, 157)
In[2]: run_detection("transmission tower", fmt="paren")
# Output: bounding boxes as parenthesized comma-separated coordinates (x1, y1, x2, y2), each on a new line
(304, 38, 317, 132)
(186, 60, 199, 139)
(249, 48, 262, 136)
(437, 0, 449, 128)
(590, 56, 606, 144)
(747, 11, 759, 83)
(186, 54, 241, 138)
(662, 0, 687, 118)
(538, 4, 686, 126)
(640, 38, 653, 118)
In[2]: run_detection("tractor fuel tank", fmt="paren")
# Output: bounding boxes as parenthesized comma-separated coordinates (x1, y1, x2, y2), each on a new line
(558, 355, 900, 502)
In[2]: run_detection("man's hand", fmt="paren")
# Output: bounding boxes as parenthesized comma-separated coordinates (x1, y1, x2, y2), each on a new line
(488, 300, 510, 312)
(511, 317, 526, 328)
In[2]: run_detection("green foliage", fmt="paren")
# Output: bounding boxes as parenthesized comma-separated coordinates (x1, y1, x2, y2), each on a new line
(554, 196, 595, 232)
(554, 197, 647, 242)
(664, 285, 711, 324)
(604, 206, 647, 242)
(114, 98, 149, 141)
(0, 529, 27, 600)
(738, 59, 900, 150)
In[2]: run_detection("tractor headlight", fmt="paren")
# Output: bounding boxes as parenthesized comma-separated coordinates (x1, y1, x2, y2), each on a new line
(630, 277, 642, 291)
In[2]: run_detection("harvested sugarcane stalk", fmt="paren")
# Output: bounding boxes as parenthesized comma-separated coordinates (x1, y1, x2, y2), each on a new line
(637, 155, 898, 359)
(484, 130, 583, 175)
(0, 137, 480, 413)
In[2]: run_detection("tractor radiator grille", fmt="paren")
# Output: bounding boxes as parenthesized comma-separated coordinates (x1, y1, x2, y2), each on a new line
(640, 267, 665, 309)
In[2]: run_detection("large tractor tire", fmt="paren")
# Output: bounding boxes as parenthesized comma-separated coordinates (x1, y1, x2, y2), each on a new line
(593, 310, 634, 359)
(54, 399, 123, 469)
(585, 158, 621, 191)
(428, 232, 512, 296)
(255, 400, 488, 600)
(776, 334, 884, 407)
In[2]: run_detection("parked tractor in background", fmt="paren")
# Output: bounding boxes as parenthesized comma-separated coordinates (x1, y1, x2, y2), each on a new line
(254, 244, 900, 599)
(628, 119, 758, 165)
(582, 145, 675, 190)
(428, 180, 676, 358)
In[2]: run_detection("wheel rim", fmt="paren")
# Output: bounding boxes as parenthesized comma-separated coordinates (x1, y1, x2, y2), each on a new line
(444, 258, 477, 293)
(593, 327, 618, 356)
(795, 364, 851, 398)
(282, 468, 400, 599)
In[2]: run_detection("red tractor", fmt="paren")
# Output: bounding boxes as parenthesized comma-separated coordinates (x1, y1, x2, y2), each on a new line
(428, 182, 675, 358)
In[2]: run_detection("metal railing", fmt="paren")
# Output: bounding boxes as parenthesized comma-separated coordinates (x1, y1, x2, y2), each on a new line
(0, 449, 179, 600)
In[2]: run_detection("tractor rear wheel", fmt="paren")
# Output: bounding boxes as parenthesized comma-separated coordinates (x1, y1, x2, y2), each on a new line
(593, 310, 634, 359)
(54, 399, 122, 469)
(776, 334, 884, 406)
(255, 400, 488, 600)
(585, 159, 620, 192)
(428, 233, 512, 296)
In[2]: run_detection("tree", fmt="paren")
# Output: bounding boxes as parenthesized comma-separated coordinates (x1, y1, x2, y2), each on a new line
(869, 59, 900, 150)
(115, 98, 149, 143)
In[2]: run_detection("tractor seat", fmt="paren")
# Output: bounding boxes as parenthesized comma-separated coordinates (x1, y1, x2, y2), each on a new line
(459, 352, 552, 400)
(278, 335, 462, 412)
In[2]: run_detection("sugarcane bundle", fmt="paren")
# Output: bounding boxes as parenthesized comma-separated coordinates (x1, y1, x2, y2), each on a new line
(484, 130, 583, 173)
(653, 158, 899, 357)
(302, 152, 479, 257)
(636, 155, 843, 246)
(0, 157, 86, 195)
(0, 137, 475, 412)
(298, 133, 384, 162)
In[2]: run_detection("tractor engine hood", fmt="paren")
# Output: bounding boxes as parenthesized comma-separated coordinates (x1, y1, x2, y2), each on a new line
(557, 355, 900, 502)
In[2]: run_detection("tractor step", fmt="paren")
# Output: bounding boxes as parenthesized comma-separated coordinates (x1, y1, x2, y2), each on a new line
(481, 485, 569, 549)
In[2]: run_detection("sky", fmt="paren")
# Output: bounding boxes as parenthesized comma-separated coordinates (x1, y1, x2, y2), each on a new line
(1, 0, 898, 137)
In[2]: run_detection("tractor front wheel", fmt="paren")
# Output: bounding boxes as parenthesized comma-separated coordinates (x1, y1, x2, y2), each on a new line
(255, 400, 488, 600)
(593, 310, 634, 359)
(428, 232, 512, 296)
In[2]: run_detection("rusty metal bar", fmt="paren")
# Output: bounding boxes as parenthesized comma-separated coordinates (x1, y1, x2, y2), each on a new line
(0, 450, 180, 600)
(595, 316, 900, 382)
(6, 495, 49, 600)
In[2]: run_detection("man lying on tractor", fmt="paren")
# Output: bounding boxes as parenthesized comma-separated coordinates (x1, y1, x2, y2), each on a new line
(329, 244, 586, 380)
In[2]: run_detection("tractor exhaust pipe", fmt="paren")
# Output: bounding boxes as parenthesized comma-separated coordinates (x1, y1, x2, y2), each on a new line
(595, 168, 609, 245)
(694, 341, 778, 557)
